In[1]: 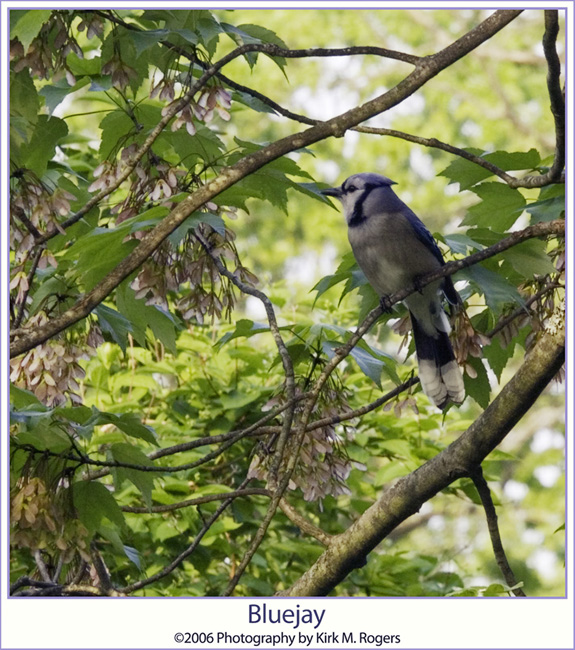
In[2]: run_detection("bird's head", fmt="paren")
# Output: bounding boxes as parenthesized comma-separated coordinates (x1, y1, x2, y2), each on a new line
(321, 173, 397, 225)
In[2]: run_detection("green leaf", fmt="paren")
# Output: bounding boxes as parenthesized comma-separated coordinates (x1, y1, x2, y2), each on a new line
(462, 183, 526, 230)
(221, 23, 288, 73)
(484, 149, 541, 171)
(98, 110, 137, 158)
(95, 411, 158, 446)
(114, 413, 159, 446)
(482, 583, 506, 597)
(115, 283, 179, 354)
(10, 9, 53, 52)
(63, 227, 139, 291)
(220, 390, 262, 410)
(312, 252, 357, 304)
(72, 481, 125, 533)
(233, 89, 278, 114)
(94, 304, 133, 352)
(39, 77, 91, 116)
(168, 123, 225, 168)
(167, 211, 225, 245)
(443, 233, 485, 255)
(379, 439, 413, 458)
(503, 239, 557, 278)
(439, 149, 541, 191)
(10, 69, 39, 141)
(98, 525, 125, 554)
(460, 265, 523, 313)
(18, 115, 68, 177)
(346, 345, 383, 388)
(10, 385, 47, 410)
(110, 443, 155, 509)
(128, 29, 169, 55)
(483, 338, 515, 382)
(463, 356, 491, 409)
(16, 427, 72, 454)
(526, 196, 565, 223)
(216, 319, 270, 349)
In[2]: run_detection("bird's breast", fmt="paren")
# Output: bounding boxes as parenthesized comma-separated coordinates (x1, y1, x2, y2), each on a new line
(347, 212, 441, 296)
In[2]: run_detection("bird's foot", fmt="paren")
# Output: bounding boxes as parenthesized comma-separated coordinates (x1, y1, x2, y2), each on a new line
(413, 275, 426, 294)
(379, 295, 393, 313)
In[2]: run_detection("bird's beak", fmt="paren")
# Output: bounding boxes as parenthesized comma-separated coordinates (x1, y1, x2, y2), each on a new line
(320, 186, 343, 199)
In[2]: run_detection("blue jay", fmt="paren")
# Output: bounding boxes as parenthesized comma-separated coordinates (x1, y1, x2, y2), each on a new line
(321, 172, 465, 410)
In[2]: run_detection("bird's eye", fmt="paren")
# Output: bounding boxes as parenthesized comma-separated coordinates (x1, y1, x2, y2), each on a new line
(347, 185, 357, 192)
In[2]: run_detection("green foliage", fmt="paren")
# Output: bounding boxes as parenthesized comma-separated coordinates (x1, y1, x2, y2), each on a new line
(8, 8, 564, 599)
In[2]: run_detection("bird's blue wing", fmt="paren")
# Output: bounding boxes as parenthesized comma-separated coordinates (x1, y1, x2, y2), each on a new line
(403, 209, 446, 266)
(403, 209, 461, 305)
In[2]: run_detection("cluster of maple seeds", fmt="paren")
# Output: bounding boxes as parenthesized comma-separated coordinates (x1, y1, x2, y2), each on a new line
(249, 386, 364, 502)
(10, 12, 98, 84)
(11, 477, 91, 562)
(10, 314, 90, 407)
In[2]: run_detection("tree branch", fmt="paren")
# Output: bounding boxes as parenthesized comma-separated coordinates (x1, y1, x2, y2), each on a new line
(13, 246, 44, 328)
(541, 10, 565, 185)
(96, 10, 422, 66)
(469, 467, 526, 597)
(120, 488, 270, 513)
(10, 9, 522, 359)
(119, 477, 252, 594)
(283, 312, 564, 595)
(279, 498, 333, 546)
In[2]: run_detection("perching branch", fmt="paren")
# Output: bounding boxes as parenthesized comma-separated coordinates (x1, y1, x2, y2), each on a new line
(10, 9, 522, 359)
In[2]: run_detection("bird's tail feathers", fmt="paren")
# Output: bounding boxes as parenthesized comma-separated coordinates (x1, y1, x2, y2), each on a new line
(410, 313, 465, 410)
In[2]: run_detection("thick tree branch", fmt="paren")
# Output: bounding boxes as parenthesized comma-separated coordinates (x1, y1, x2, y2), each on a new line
(283, 312, 565, 596)
(10, 9, 522, 359)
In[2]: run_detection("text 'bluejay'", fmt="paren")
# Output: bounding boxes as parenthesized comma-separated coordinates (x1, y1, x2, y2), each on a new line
(321, 172, 465, 410)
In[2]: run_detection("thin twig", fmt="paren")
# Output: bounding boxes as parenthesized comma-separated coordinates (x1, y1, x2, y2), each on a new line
(10, 577, 55, 595)
(279, 498, 333, 546)
(90, 544, 114, 595)
(119, 477, 252, 594)
(487, 279, 562, 339)
(33, 550, 51, 582)
(469, 466, 526, 597)
(14, 246, 44, 329)
(121, 488, 270, 513)
(541, 11, 565, 185)
(195, 232, 296, 484)
(96, 11, 421, 65)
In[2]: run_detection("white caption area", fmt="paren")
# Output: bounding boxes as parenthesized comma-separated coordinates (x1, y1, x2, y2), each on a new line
(1, 598, 575, 649)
